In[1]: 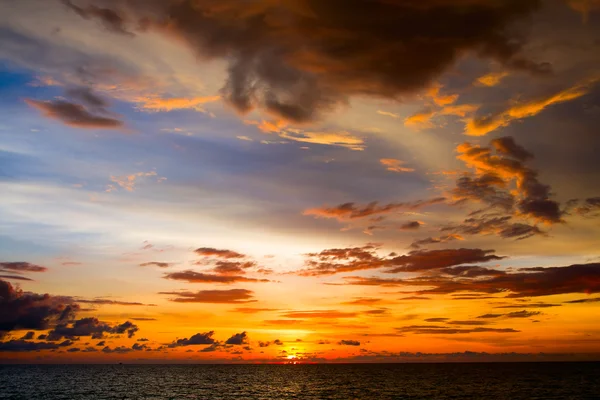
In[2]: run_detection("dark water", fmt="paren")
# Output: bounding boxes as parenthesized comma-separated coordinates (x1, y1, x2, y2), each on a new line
(0, 363, 599, 399)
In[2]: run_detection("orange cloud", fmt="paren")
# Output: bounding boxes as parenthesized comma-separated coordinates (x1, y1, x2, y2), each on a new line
(476, 71, 509, 87)
(380, 159, 415, 173)
(427, 84, 458, 106)
(135, 95, 220, 112)
(404, 108, 436, 130)
(106, 171, 162, 192)
(465, 79, 596, 136)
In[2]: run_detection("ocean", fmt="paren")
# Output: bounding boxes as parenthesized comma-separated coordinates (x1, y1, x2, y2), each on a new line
(0, 363, 599, 399)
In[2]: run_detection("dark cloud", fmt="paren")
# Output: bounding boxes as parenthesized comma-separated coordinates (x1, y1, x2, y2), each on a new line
(159, 289, 256, 303)
(335, 262, 600, 299)
(477, 310, 541, 319)
(298, 245, 502, 276)
(424, 318, 449, 322)
(446, 320, 489, 326)
(210, 261, 257, 276)
(564, 297, 600, 304)
(385, 249, 503, 274)
(442, 215, 545, 241)
(0, 279, 78, 334)
(25, 98, 123, 129)
(0, 275, 33, 281)
(0, 262, 48, 273)
(46, 318, 139, 341)
(194, 248, 245, 259)
(493, 303, 561, 309)
(338, 340, 360, 346)
(130, 317, 157, 321)
(453, 138, 564, 224)
(258, 339, 284, 347)
(62, 0, 134, 36)
(168, 331, 216, 347)
(572, 197, 600, 217)
(491, 137, 534, 162)
(0, 339, 73, 352)
(20, 331, 35, 340)
(163, 270, 269, 284)
(102, 346, 132, 354)
(304, 197, 445, 221)
(438, 266, 506, 278)
(132, 343, 149, 351)
(409, 234, 463, 249)
(75, 299, 157, 306)
(139, 262, 173, 268)
(400, 221, 422, 230)
(225, 331, 248, 345)
(66, 0, 547, 122)
(64, 86, 110, 109)
(396, 325, 519, 335)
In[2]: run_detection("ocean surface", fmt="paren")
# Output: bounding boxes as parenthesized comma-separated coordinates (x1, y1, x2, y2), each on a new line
(0, 363, 599, 399)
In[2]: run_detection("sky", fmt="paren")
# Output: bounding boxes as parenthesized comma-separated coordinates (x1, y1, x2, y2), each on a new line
(0, 0, 599, 364)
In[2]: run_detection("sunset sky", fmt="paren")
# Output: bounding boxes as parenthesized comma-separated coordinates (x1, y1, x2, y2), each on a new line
(1, 0, 600, 363)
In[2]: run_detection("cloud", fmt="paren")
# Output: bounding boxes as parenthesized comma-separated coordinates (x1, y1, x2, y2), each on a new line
(106, 171, 162, 192)
(232, 307, 279, 314)
(195, 248, 245, 259)
(280, 310, 357, 319)
(303, 197, 445, 222)
(278, 130, 365, 150)
(338, 340, 360, 346)
(442, 215, 545, 241)
(476, 71, 509, 87)
(159, 289, 256, 303)
(335, 262, 600, 299)
(380, 159, 415, 173)
(573, 197, 600, 217)
(102, 346, 132, 354)
(452, 137, 564, 224)
(424, 318, 449, 323)
(0, 275, 34, 281)
(409, 234, 464, 249)
(477, 310, 541, 319)
(46, 318, 139, 340)
(25, 92, 123, 129)
(0, 339, 73, 352)
(168, 331, 216, 347)
(400, 221, 422, 230)
(258, 339, 284, 347)
(0, 262, 48, 273)
(299, 245, 502, 276)
(62, 0, 135, 36)
(342, 298, 383, 306)
(163, 270, 269, 284)
(465, 79, 597, 136)
(139, 262, 173, 268)
(404, 108, 436, 130)
(377, 110, 399, 119)
(396, 325, 519, 335)
(64, 0, 547, 123)
(564, 297, 600, 304)
(134, 96, 221, 113)
(75, 299, 157, 306)
(225, 331, 248, 345)
(493, 303, 561, 309)
(210, 261, 257, 276)
(0, 279, 78, 334)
